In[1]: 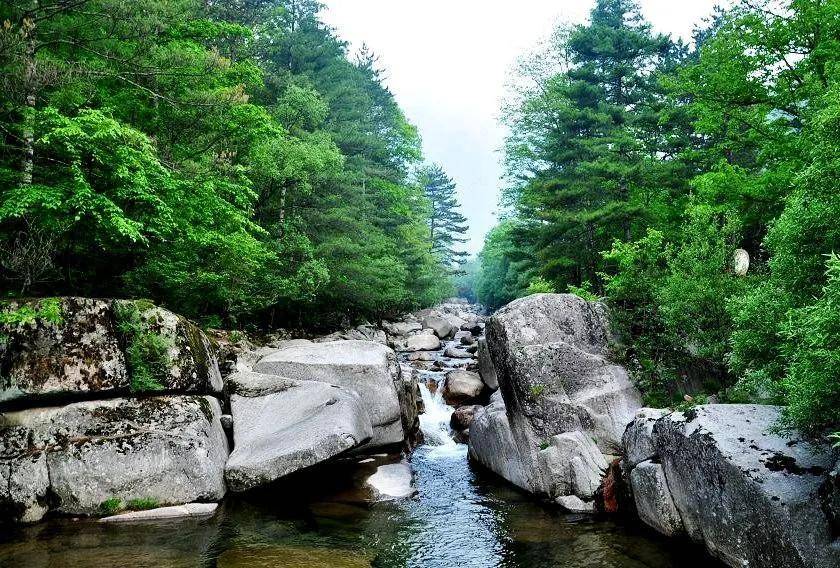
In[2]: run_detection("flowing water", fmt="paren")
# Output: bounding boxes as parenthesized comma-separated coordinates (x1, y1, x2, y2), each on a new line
(0, 341, 719, 568)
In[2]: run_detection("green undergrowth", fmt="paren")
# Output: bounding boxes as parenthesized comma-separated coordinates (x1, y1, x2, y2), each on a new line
(114, 301, 172, 392)
(99, 497, 161, 516)
(0, 297, 64, 347)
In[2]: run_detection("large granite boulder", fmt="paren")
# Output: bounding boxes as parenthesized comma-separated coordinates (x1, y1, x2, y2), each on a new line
(0, 396, 228, 522)
(624, 404, 839, 568)
(0, 298, 222, 407)
(253, 340, 409, 449)
(224, 371, 373, 492)
(470, 294, 641, 508)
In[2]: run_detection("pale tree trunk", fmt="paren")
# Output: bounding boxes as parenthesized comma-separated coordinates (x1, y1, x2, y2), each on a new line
(20, 2, 39, 187)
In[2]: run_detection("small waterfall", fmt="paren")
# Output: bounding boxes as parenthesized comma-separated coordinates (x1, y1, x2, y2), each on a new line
(418, 377, 457, 448)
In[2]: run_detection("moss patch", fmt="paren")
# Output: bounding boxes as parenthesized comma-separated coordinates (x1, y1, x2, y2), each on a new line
(114, 301, 172, 392)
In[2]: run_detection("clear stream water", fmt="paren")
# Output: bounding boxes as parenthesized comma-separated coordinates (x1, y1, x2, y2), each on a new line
(0, 342, 719, 568)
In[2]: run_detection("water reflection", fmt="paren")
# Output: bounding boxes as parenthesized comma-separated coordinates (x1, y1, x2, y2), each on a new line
(0, 442, 720, 568)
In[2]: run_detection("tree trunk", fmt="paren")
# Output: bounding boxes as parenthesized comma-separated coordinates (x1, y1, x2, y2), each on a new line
(20, 3, 38, 187)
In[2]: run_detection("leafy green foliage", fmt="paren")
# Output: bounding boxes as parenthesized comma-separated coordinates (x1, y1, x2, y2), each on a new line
(0, 0, 449, 326)
(479, 0, 840, 435)
(114, 302, 170, 393)
(126, 498, 160, 511)
(99, 498, 123, 516)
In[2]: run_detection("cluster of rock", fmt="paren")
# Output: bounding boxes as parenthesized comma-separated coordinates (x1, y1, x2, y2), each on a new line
(0, 298, 228, 524)
(464, 292, 839, 567)
(468, 293, 642, 512)
(621, 405, 839, 568)
(383, 300, 493, 440)
(0, 297, 421, 525)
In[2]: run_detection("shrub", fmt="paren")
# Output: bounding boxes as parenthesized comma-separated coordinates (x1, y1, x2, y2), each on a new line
(114, 301, 171, 392)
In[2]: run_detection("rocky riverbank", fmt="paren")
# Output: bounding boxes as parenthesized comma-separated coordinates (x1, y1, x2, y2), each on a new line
(466, 293, 840, 568)
(2, 295, 838, 568)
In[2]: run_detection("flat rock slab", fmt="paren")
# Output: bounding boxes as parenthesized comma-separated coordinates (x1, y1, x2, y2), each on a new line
(652, 404, 839, 568)
(225, 377, 373, 492)
(365, 461, 416, 500)
(0, 396, 228, 522)
(254, 341, 404, 449)
(99, 503, 218, 523)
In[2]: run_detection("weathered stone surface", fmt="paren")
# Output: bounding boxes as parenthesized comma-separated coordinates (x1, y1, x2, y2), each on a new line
(443, 345, 473, 359)
(0, 449, 49, 524)
(630, 460, 683, 536)
(421, 315, 454, 339)
(442, 370, 484, 406)
(99, 502, 218, 523)
(254, 341, 406, 449)
(468, 392, 531, 492)
(651, 405, 839, 568)
(225, 373, 373, 492)
(459, 334, 476, 346)
(450, 404, 482, 431)
(539, 431, 607, 504)
(472, 293, 640, 504)
(0, 298, 222, 407)
(476, 338, 498, 390)
(383, 321, 422, 337)
(622, 408, 669, 469)
(397, 334, 441, 352)
(0, 396, 228, 519)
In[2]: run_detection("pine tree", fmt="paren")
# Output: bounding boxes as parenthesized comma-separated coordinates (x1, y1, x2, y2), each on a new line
(508, 0, 677, 291)
(421, 164, 469, 271)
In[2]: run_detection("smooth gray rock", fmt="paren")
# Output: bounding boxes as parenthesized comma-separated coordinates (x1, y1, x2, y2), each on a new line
(421, 315, 454, 339)
(0, 298, 222, 406)
(398, 334, 441, 352)
(473, 294, 640, 504)
(476, 338, 498, 390)
(652, 405, 839, 568)
(254, 341, 406, 449)
(225, 375, 373, 492)
(630, 460, 684, 536)
(469, 392, 532, 492)
(99, 503, 218, 523)
(0, 396, 228, 519)
(365, 461, 416, 500)
(442, 370, 484, 405)
(622, 408, 670, 469)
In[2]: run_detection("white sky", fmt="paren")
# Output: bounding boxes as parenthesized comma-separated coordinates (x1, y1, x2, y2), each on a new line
(321, 1, 727, 254)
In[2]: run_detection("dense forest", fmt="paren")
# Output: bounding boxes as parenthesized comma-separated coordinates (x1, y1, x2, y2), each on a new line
(0, 0, 468, 328)
(476, 0, 839, 436)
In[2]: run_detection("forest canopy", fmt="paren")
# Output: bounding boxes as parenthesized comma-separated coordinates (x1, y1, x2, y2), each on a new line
(0, 0, 467, 328)
(477, 0, 840, 436)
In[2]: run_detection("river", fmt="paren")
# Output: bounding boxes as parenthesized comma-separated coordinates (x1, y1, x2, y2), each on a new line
(0, 337, 718, 568)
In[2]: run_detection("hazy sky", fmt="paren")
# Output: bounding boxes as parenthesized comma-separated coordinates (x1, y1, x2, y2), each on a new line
(321, 1, 726, 254)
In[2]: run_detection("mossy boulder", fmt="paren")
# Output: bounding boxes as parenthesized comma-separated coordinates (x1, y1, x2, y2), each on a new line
(0, 298, 222, 407)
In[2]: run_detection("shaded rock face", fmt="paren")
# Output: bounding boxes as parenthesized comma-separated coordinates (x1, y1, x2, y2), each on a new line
(468, 392, 531, 492)
(253, 341, 408, 450)
(471, 293, 641, 508)
(0, 396, 228, 522)
(623, 404, 839, 568)
(224, 372, 373, 492)
(442, 370, 484, 406)
(476, 338, 498, 391)
(450, 404, 482, 432)
(421, 315, 454, 339)
(0, 298, 222, 407)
